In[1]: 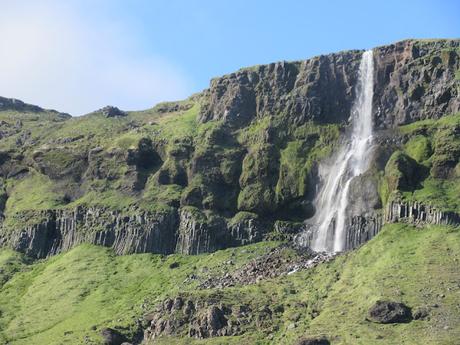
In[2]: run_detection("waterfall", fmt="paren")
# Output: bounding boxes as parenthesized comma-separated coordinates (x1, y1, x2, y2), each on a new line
(310, 50, 374, 253)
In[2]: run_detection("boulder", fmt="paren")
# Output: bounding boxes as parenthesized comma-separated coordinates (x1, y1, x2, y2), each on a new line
(413, 306, 430, 320)
(100, 327, 127, 345)
(296, 337, 330, 345)
(368, 300, 412, 324)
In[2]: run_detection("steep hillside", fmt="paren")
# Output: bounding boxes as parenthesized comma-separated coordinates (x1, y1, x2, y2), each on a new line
(0, 39, 459, 259)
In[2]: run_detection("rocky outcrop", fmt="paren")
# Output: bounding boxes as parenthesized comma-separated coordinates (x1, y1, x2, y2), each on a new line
(0, 206, 179, 258)
(0, 96, 70, 118)
(100, 328, 128, 345)
(143, 297, 274, 341)
(199, 39, 460, 130)
(385, 200, 460, 226)
(296, 337, 330, 345)
(373, 39, 460, 128)
(199, 51, 362, 128)
(1, 39, 458, 259)
(99, 106, 127, 118)
(0, 206, 270, 258)
(368, 300, 412, 324)
(175, 207, 228, 255)
(344, 214, 383, 250)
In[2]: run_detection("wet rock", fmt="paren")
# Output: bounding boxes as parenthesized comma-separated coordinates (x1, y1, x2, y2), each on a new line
(368, 300, 412, 324)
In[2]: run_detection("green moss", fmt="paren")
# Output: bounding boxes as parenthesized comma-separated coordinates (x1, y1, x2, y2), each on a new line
(401, 177, 460, 213)
(0, 250, 28, 288)
(140, 182, 182, 211)
(113, 133, 144, 150)
(384, 151, 421, 193)
(275, 140, 310, 203)
(237, 116, 272, 146)
(228, 211, 259, 227)
(68, 190, 136, 210)
(155, 103, 200, 143)
(238, 144, 279, 213)
(404, 135, 432, 163)
(4, 172, 66, 216)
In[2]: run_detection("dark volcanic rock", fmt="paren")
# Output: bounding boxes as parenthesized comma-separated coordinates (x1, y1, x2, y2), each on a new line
(1, 39, 459, 261)
(200, 52, 362, 128)
(200, 39, 460, 130)
(143, 298, 253, 340)
(100, 327, 127, 345)
(0, 96, 70, 118)
(368, 300, 412, 324)
(99, 106, 127, 118)
(296, 337, 330, 345)
(385, 200, 460, 226)
(0, 206, 179, 258)
(373, 39, 460, 128)
(0, 205, 272, 259)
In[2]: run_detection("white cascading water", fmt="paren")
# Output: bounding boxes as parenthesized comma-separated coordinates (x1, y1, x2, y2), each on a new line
(310, 50, 374, 253)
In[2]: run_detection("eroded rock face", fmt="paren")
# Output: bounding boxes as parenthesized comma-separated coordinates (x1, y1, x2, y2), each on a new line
(0, 207, 179, 258)
(373, 40, 460, 128)
(199, 52, 362, 128)
(0, 206, 271, 258)
(368, 300, 412, 324)
(385, 200, 460, 226)
(200, 40, 460, 130)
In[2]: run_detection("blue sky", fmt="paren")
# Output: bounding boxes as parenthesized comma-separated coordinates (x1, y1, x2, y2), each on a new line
(0, 0, 459, 115)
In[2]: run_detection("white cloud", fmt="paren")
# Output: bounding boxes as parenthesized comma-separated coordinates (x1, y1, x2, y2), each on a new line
(0, 1, 192, 115)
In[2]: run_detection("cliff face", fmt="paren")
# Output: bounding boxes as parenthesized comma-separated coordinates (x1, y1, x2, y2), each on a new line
(0, 39, 459, 258)
(200, 40, 460, 129)
(199, 50, 362, 127)
(373, 40, 460, 127)
(0, 206, 265, 258)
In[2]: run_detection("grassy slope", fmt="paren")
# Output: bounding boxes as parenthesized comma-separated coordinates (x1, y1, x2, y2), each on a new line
(0, 223, 459, 345)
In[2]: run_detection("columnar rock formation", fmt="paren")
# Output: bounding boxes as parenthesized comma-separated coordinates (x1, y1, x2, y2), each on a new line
(0, 206, 265, 258)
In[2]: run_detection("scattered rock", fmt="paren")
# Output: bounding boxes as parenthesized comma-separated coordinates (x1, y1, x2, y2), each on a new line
(368, 300, 412, 324)
(200, 244, 335, 288)
(413, 306, 430, 320)
(169, 262, 180, 269)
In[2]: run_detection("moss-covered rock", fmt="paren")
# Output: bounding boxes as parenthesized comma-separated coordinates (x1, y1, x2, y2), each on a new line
(238, 144, 280, 214)
(384, 151, 422, 193)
